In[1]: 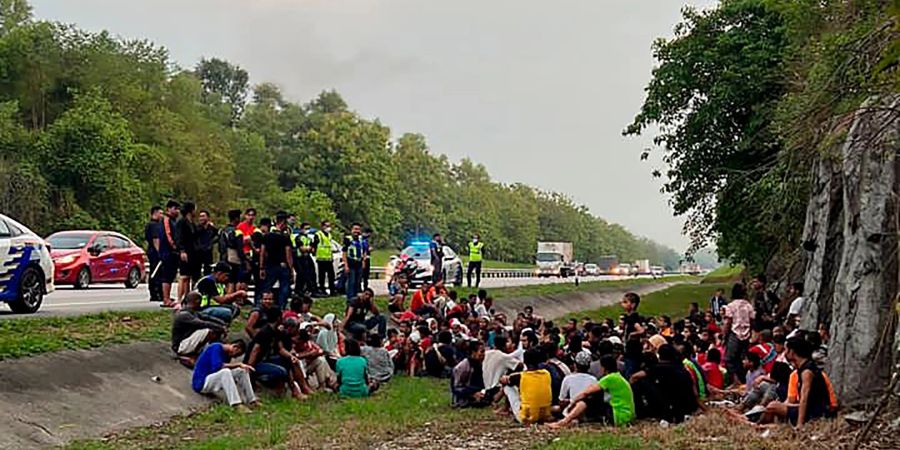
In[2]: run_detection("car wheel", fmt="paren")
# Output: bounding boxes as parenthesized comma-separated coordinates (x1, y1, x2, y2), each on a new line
(74, 267, 91, 289)
(125, 266, 141, 289)
(9, 266, 44, 314)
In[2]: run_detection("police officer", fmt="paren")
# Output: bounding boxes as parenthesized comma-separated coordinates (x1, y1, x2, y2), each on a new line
(144, 205, 163, 302)
(467, 234, 485, 288)
(314, 220, 336, 297)
(343, 223, 364, 302)
(294, 222, 317, 294)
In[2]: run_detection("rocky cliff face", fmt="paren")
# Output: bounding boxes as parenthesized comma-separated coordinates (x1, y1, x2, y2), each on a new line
(801, 96, 900, 406)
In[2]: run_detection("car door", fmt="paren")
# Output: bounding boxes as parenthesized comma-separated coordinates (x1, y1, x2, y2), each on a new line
(89, 235, 114, 282)
(107, 236, 132, 281)
(442, 246, 460, 281)
(0, 220, 12, 298)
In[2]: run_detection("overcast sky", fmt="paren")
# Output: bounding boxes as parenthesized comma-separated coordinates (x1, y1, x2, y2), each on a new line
(32, 0, 717, 251)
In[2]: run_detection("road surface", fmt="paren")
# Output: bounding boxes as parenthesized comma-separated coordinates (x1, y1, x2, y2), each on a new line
(0, 275, 647, 318)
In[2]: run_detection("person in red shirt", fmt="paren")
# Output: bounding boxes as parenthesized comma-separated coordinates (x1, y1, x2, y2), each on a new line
(409, 281, 438, 317)
(235, 208, 258, 254)
(749, 329, 778, 373)
(701, 348, 727, 390)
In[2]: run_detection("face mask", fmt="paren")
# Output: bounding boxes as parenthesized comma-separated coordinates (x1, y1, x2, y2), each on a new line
(473, 238, 478, 243)
(324, 227, 331, 233)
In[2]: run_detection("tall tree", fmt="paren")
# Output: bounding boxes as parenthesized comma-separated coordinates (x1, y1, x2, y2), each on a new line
(196, 57, 249, 125)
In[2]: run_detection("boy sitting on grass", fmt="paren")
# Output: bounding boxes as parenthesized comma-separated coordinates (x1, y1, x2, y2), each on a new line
(547, 355, 634, 428)
(500, 348, 553, 425)
(192, 339, 259, 412)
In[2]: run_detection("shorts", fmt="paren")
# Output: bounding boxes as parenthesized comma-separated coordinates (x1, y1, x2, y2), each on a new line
(581, 392, 615, 424)
(160, 254, 179, 283)
(179, 257, 201, 279)
(786, 404, 830, 425)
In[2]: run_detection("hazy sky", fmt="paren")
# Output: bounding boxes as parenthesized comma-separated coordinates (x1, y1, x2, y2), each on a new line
(31, 0, 717, 251)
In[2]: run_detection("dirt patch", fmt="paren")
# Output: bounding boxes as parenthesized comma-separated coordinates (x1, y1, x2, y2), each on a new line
(371, 415, 559, 450)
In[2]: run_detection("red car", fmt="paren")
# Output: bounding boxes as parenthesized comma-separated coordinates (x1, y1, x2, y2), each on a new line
(47, 230, 146, 289)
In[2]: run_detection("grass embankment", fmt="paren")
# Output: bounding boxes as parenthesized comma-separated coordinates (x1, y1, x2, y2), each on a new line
(0, 276, 692, 360)
(700, 264, 745, 284)
(563, 283, 731, 323)
(66, 281, 795, 450)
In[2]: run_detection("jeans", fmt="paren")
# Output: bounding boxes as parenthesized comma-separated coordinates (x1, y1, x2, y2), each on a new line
(725, 332, 749, 384)
(253, 360, 289, 386)
(467, 261, 482, 288)
(200, 305, 238, 324)
(347, 314, 387, 337)
(262, 264, 291, 309)
(345, 264, 362, 301)
(147, 252, 163, 301)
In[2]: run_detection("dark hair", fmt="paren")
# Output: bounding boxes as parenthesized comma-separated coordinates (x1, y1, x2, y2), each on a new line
(300, 222, 311, 228)
(228, 209, 241, 221)
(523, 348, 543, 369)
(449, 290, 458, 301)
(568, 335, 583, 354)
(344, 339, 361, 356)
(432, 233, 441, 238)
(199, 209, 210, 216)
(657, 344, 678, 363)
(478, 289, 488, 299)
(791, 282, 804, 295)
(297, 328, 311, 341)
(150, 205, 162, 215)
(213, 262, 231, 274)
(706, 348, 721, 364)
(245, 208, 257, 215)
(744, 351, 761, 368)
(181, 201, 196, 215)
(351, 222, 362, 228)
(275, 211, 289, 223)
(754, 273, 768, 284)
(468, 340, 485, 355)
(600, 355, 618, 373)
(367, 333, 383, 347)
(624, 292, 640, 309)
(364, 227, 373, 233)
(540, 342, 558, 360)
(438, 330, 453, 345)
(363, 287, 375, 296)
(166, 199, 180, 209)
(230, 339, 246, 354)
(731, 283, 748, 300)
(494, 335, 508, 351)
(259, 217, 272, 227)
(387, 329, 399, 338)
(771, 362, 792, 384)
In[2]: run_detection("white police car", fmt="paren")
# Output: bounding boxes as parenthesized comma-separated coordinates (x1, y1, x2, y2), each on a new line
(0, 213, 54, 313)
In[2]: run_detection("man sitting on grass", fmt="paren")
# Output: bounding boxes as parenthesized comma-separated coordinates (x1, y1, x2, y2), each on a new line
(196, 262, 248, 324)
(172, 291, 227, 367)
(192, 339, 259, 412)
(547, 355, 634, 428)
(451, 340, 489, 408)
(500, 348, 553, 425)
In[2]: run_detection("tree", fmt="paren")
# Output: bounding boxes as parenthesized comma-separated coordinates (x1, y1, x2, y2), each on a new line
(196, 57, 249, 125)
(0, 0, 30, 36)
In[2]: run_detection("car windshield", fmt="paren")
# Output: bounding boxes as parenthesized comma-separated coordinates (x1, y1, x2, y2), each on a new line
(48, 233, 93, 250)
(402, 245, 431, 260)
(536, 253, 562, 262)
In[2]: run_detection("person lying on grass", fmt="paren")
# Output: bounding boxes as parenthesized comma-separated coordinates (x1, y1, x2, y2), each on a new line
(192, 339, 260, 413)
(172, 291, 227, 367)
(547, 355, 634, 429)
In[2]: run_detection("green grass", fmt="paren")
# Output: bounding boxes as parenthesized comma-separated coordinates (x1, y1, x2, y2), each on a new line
(66, 376, 489, 450)
(536, 432, 650, 450)
(369, 248, 533, 269)
(563, 283, 731, 323)
(701, 264, 745, 284)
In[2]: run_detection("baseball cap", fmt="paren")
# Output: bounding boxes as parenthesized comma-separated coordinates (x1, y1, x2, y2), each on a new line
(575, 350, 593, 367)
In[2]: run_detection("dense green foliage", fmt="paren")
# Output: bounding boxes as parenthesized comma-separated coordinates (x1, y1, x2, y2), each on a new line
(0, 1, 680, 267)
(628, 0, 899, 272)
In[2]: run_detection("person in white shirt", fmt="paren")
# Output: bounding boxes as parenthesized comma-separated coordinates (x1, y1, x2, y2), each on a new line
(786, 282, 805, 327)
(556, 351, 598, 416)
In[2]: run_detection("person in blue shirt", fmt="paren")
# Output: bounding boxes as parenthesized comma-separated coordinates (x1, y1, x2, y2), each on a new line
(192, 340, 259, 411)
(144, 206, 163, 303)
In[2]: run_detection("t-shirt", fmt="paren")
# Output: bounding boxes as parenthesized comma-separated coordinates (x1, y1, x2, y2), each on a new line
(623, 312, 644, 337)
(236, 221, 257, 254)
(701, 361, 726, 389)
(409, 290, 429, 312)
(559, 372, 597, 401)
(430, 241, 444, 263)
(262, 231, 291, 267)
(192, 343, 227, 392)
(243, 324, 283, 363)
(723, 299, 755, 341)
(195, 275, 224, 306)
(175, 218, 197, 254)
(361, 346, 394, 383)
(788, 296, 804, 316)
(336, 355, 369, 398)
(157, 217, 177, 256)
(347, 297, 372, 324)
(647, 362, 699, 422)
(598, 372, 636, 426)
(144, 220, 160, 258)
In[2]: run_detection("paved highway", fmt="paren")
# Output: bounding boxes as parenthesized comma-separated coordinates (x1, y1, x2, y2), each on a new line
(0, 275, 644, 318)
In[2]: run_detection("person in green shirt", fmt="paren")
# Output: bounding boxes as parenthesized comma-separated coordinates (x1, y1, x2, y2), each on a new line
(548, 355, 635, 428)
(335, 339, 378, 398)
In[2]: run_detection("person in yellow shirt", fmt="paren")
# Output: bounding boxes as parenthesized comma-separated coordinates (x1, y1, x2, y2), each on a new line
(500, 348, 553, 425)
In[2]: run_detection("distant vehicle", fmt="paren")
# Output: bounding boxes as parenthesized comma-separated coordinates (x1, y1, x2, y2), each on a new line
(387, 242, 463, 287)
(651, 265, 665, 277)
(616, 263, 633, 276)
(680, 262, 702, 275)
(47, 230, 146, 289)
(634, 259, 651, 275)
(597, 255, 619, 275)
(0, 213, 54, 314)
(584, 263, 600, 276)
(536, 242, 575, 278)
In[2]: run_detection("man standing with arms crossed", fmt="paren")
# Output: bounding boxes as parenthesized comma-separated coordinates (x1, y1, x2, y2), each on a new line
(259, 211, 294, 309)
(155, 200, 181, 308)
(467, 234, 484, 288)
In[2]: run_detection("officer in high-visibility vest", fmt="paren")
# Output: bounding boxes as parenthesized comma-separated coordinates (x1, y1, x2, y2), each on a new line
(467, 234, 485, 288)
(313, 220, 336, 296)
(292, 222, 317, 295)
(343, 223, 365, 302)
(195, 262, 248, 324)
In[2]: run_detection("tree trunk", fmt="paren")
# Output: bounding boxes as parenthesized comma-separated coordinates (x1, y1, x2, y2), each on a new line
(825, 95, 900, 406)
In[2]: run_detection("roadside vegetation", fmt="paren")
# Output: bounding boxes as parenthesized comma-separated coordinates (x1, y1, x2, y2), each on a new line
(0, 276, 692, 360)
(700, 264, 745, 285)
(563, 283, 730, 324)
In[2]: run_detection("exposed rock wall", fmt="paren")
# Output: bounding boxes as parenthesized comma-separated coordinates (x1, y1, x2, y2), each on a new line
(803, 96, 900, 406)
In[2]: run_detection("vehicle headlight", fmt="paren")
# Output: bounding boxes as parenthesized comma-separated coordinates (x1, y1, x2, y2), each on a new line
(55, 254, 77, 264)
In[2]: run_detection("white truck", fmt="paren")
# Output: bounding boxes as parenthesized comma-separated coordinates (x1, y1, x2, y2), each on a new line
(536, 242, 575, 278)
(635, 259, 651, 275)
